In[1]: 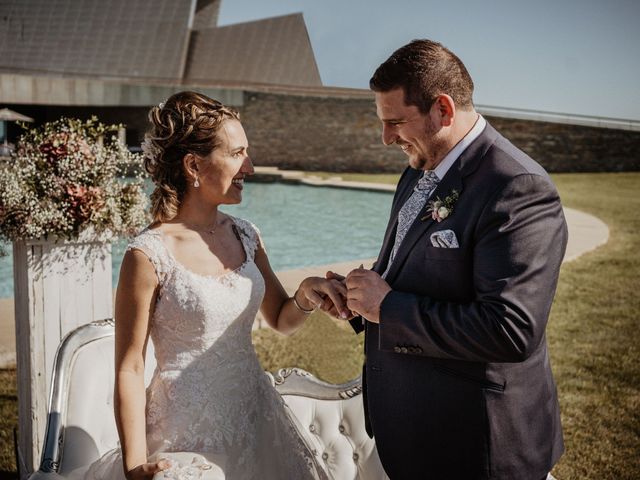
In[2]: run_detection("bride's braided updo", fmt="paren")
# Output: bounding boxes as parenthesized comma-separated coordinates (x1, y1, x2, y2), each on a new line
(142, 91, 240, 222)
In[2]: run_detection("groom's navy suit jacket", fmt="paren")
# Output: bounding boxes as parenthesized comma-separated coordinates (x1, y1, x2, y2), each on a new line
(354, 122, 566, 480)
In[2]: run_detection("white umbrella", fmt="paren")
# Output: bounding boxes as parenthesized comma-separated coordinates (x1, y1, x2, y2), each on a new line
(0, 108, 34, 122)
(0, 107, 34, 148)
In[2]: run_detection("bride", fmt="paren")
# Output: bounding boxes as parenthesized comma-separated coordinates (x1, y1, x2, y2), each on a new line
(86, 91, 347, 479)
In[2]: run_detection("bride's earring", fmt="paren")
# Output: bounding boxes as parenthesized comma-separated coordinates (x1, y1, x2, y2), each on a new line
(194, 177, 200, 188)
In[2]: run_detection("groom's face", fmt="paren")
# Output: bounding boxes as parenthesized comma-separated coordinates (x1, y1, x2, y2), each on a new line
(375, 88, 444, 170)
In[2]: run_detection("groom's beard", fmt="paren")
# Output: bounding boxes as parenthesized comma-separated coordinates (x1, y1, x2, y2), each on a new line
(409, 118, 448, 171)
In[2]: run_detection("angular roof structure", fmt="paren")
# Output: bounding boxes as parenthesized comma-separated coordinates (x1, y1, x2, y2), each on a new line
(185, 14, 321, 87)
(0, 0, 321, 87)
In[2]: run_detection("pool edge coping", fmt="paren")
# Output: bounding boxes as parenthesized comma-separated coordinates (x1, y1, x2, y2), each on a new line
(251, 166, 396, 193)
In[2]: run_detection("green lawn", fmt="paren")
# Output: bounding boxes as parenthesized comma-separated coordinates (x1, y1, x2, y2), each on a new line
(0, 369, 17, 478)
(544, 173, 640, 479)
(1, 172, 638, 479)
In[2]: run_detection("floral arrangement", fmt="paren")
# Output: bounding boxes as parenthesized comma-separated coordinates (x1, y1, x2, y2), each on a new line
(0, 117, 148, 254)
(422, 189, 460, 222)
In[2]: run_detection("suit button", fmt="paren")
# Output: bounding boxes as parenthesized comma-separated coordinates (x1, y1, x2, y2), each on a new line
(322, 452, 329, 460)
(394, 346, 401, 353)
(400, 347, 408, 354)
(309, 424, 316, 433)
(353, 453, 359, 462)
(338, 425, 345, 433)
(416, 346, 423, 353)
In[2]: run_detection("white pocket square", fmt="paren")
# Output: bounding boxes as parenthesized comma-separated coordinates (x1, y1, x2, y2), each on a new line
(430, 230, 459, 248)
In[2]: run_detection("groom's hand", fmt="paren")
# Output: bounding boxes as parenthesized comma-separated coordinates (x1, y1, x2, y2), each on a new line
(345, 268, 391, 324)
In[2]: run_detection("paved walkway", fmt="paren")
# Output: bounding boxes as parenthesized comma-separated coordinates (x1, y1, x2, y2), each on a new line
(0, 169, 609, 368)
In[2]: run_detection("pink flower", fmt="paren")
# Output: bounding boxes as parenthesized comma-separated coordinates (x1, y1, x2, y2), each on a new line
(66, 184, 104, 226)
(39, 140, 68, 162)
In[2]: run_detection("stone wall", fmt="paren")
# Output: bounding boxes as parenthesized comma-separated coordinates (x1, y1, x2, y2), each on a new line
(486, 116, 640, 172)
(239, 91, 406, 172)
(240, 91, 640, 173)
(6, 90, 639, 173)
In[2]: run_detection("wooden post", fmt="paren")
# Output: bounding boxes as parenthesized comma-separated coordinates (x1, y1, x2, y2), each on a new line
(13, 232, 112, 475)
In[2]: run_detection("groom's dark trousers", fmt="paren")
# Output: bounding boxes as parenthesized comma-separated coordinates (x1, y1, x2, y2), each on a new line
(352, 122, 566, 479)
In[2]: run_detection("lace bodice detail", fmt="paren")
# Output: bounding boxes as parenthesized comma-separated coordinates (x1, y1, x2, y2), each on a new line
(86, 216, 328, 480)
(126, 216, 265, 373)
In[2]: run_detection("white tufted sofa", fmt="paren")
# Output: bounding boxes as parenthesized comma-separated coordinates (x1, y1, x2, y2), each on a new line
(28, 320, 387, 480)
(269, 368, 387, 479)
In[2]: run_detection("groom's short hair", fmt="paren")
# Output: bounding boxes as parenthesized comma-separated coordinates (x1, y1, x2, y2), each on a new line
(370, 39, 475, 113)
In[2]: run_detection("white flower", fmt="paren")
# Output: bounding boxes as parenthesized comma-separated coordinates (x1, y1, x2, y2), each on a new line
(423, 189, 460, 222)
(437, 207, 450, 219)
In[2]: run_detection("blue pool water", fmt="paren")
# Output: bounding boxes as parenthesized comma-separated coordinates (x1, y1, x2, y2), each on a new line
(0, 182, 393, 298)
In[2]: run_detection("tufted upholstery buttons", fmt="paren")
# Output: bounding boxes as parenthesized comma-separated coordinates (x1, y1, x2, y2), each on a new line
(278, 379, 387, 479)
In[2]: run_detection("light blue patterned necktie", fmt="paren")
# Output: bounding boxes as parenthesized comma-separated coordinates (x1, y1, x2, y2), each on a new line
(382, 170, 440, 279)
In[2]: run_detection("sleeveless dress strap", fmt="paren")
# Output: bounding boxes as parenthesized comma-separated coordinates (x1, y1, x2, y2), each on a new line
(126, 229, 173, 285)
(230, 217, 264, 260)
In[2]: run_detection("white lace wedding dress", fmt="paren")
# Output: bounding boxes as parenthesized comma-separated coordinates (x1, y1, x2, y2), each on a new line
(86, 216, 329, 480)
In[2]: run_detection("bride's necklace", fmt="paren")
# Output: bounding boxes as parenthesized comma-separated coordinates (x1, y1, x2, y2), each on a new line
(182, 218, 221, 237)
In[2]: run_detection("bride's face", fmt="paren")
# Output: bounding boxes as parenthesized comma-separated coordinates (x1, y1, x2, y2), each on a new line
(196, 119, 254, 205)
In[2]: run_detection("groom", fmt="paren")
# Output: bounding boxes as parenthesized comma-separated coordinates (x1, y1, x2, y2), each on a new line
(329, 39, 566, 479)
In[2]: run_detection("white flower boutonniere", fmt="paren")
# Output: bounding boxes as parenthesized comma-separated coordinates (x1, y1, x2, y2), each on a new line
(421, 189, 460, 222)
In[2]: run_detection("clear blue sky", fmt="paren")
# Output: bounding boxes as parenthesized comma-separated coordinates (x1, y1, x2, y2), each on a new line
(219, 0, 640, 121)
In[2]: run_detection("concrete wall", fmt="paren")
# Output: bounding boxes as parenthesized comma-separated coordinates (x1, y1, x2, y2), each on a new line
(0, 74, 243, 107)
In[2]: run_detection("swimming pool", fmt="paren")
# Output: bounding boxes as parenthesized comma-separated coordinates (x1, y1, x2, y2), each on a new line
(0, 182, 393, 298)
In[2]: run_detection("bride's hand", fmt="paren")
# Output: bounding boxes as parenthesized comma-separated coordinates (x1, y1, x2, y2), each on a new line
(322, 270, 355, 320)
(297, 277, 350, 319)
(126, 459, 171, 480)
